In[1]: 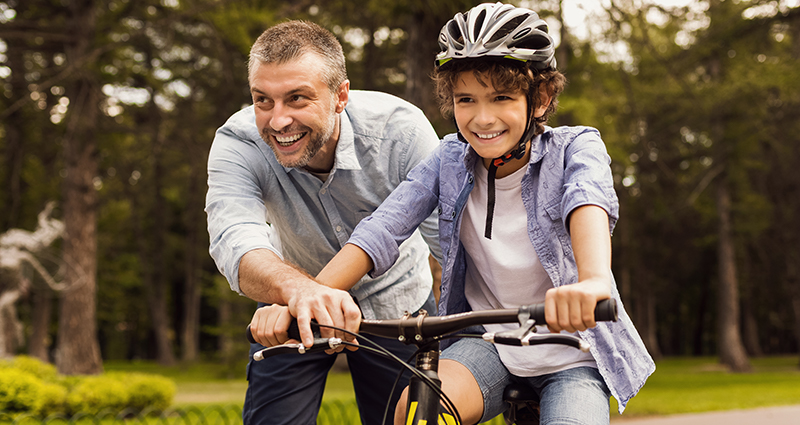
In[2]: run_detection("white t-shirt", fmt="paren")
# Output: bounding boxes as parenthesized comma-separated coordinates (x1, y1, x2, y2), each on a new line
(461, 162, 596, 377)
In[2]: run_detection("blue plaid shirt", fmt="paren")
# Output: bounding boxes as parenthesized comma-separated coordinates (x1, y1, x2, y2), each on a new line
(349, 126, 655, 413)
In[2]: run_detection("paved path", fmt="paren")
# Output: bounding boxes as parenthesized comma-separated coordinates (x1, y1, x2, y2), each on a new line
(612, 404, 800, 424)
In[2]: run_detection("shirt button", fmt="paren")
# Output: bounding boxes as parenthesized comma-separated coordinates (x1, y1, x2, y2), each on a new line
(450, 211, 456, 218)
(438, 207, 443, 215)
(468, 175, 474, 183)
(336, 225, 342, 232)
(320, 188, 327, 195)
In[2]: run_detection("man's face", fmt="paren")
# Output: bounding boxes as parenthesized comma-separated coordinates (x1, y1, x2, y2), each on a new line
(249, 53, 348, 171)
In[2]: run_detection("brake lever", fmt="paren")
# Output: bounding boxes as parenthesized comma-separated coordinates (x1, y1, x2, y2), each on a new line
(252, 337, 343, 361)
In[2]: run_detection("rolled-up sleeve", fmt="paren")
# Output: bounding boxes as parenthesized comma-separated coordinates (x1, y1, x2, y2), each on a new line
(561, 130, 619, 233)
(205, 115, 281, 295)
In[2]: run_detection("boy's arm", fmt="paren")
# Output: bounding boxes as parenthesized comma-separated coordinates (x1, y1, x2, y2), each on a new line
(545, 205, 612, 333)
(316, 243, 374, 290)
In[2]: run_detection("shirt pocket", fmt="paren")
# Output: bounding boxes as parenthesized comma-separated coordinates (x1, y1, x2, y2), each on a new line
(543, 196, 573, 258)
(436, 200, 457, 258)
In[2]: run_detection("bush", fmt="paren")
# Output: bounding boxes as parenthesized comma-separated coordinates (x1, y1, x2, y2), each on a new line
(11, 356, 58, 381)
(34, 382, 68, 417)
(65, 376, 129, 415)
(0, 369, 43, 414)
(0, 357, 177, 418)
(119, 373, 176, 412)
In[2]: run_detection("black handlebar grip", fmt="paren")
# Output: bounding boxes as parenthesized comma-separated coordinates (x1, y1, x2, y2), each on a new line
(594, 299, 618, 322)
(524, 299, 618, 325)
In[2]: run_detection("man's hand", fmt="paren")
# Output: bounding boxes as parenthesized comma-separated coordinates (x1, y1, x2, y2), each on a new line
(286, 280, 362, 351)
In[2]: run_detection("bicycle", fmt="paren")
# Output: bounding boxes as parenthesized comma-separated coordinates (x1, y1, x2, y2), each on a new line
(246, 299, 618, 425)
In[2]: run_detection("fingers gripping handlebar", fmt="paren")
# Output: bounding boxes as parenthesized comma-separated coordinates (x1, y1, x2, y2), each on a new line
(246, 299, 618, 360)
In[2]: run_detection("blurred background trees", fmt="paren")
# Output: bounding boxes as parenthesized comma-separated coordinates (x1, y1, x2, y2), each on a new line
(0, 0, 798, 374)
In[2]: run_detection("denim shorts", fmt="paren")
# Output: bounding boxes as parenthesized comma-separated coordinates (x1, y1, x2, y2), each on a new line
(441, 336, 611, 424)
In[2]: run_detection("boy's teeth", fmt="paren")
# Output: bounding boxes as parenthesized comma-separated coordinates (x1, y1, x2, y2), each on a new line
(477, 131, 502, 139)
(276, 133, 304, 145)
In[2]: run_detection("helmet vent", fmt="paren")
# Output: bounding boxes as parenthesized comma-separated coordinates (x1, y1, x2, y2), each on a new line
(447, 20, 464, 47)
(488, 14, 529, 44)
(512, 27, 532, 40)
(512, 33, 551, 50)
(474, 9, 487, 38)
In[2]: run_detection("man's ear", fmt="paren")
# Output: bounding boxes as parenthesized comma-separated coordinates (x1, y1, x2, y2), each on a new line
(533, 84, 553, 118)
(335, 80, 350, 113)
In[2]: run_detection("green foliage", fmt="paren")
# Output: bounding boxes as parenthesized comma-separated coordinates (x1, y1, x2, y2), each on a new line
(0, 356, 176, 419)
(64, 376, 128, 415)
(0, 368, 43, 414)
(112, 373, 176, 412)
(11, 355, 58, 381)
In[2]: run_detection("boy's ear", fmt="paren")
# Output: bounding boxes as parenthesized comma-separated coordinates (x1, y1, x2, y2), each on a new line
(533, 85, 552, 118)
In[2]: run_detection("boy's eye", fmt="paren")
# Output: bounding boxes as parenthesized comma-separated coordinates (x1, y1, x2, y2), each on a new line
(495, 95, 513, 101)
(455, 97, 473, 103)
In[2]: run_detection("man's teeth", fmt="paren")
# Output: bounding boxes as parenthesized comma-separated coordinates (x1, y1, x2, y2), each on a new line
(275, 133, 304, 145)
(476, 131, 503, 139)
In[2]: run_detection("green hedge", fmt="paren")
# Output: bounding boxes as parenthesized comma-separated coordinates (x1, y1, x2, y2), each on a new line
(0, 356, 175, 420)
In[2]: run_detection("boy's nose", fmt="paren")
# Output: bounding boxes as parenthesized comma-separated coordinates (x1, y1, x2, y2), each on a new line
(474, 107, 496, 127)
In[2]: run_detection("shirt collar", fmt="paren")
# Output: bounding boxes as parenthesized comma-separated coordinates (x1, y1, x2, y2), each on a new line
(332, 110, 361, 171)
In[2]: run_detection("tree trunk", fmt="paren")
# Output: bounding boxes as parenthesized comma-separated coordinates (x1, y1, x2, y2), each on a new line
(715, 180, 751, 372)
(181, 164, 203, 362)
(404, 6, 445, 125)
(56, 0, 102, 375)
(140, 98, 176, 366)
(2, 37, 26, 231)
(29, 287, 53, 362)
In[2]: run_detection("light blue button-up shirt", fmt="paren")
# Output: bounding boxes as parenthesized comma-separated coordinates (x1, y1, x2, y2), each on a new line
(349, 126, 655, 413)
(205, 90, 442, 320)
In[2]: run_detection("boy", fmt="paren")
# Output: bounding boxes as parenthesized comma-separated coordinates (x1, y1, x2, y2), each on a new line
(316, 3, 654, 424)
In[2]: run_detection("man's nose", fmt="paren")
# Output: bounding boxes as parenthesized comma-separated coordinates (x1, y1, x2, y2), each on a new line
(269, 102, 293, 131)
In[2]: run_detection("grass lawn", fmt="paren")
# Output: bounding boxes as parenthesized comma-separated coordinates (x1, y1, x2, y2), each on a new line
(106, 355, 800, 419)
(610, 356, 800, 419)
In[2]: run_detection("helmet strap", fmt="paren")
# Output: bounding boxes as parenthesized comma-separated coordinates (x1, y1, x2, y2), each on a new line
(483, 86, 537, 239)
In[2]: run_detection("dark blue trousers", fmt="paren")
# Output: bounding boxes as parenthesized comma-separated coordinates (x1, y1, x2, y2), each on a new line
(243, 294, 435, 425)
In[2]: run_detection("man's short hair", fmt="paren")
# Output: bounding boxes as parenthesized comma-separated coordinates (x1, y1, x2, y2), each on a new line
(249, 20, 348, 93)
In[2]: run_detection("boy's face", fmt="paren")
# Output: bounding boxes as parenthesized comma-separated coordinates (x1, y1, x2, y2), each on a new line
(453, 71, 529, 165)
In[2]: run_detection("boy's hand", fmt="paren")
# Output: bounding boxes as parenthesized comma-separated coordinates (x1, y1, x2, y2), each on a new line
(544, 277, 611, 334)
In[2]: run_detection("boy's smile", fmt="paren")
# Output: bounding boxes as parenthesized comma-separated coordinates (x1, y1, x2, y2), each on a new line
(453, 71, 531, 177)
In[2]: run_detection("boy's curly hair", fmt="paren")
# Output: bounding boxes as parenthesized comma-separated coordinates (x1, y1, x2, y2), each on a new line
(432, 59, 566, 136)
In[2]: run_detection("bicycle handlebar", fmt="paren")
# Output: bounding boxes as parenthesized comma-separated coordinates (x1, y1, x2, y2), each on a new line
(247, 299, 618, 358)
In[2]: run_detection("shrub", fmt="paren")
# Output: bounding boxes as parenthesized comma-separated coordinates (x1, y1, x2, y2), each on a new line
(0, 369, 43, 414)
(121, 373, 176, 412)
(11, 356, 58, 381)
(65, 376, 129, 415)
(34, 382, 68, 417)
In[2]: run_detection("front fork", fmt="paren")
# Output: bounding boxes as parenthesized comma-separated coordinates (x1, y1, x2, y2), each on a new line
(404, 342, 459, 425)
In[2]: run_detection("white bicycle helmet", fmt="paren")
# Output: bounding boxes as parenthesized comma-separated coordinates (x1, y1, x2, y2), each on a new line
(435, 2, 556, 70)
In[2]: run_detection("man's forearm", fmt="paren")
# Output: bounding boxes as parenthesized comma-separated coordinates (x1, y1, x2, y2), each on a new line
(239, 248, 314, 304)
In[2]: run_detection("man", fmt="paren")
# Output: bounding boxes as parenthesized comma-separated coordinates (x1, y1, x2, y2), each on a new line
(205, 21, 441, 425)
